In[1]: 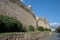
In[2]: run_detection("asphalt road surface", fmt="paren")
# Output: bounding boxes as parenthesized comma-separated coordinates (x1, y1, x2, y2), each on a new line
(40, 33, 60, 40)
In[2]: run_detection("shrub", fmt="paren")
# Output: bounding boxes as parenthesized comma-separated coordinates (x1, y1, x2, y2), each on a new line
(22, 27, 27, 32)
(29, 25, 34, 31)
(0, 15, 24, 33)
(38, 26, 44, 31)
(56, 26, 60, 33)
(44, 28, 51, 31)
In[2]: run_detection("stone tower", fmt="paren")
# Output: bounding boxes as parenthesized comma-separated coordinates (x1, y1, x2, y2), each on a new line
(43, 17, 50, 29)
(38, 17, 45, 28)
(36, 17, 50, 29)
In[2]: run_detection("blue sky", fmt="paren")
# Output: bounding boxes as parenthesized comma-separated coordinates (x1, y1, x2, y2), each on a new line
(21, 0, 60, 28)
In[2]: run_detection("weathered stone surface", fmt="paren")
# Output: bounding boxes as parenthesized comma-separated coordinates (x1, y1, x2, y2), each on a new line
(43, 18, 50, 29)
(0, 32, 52, 40)
(36, 17, 50, 29)
(0, 0, 36, 29)
(38, 17, 45, 28)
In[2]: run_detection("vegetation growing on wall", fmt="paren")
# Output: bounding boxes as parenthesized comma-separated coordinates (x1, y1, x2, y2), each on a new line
(0, 15, 51, 33)
(0, 15, 26, 33)
(44, 28, 51, 31)
(38, 26, 51, 32)
(22, 27, 27, 32)
(38, 26, 44, 31)
(29, 25, 34, 31)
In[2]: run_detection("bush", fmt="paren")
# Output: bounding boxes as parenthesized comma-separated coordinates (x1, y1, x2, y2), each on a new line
(38, 26, 44, 31)
(22, 27, 27, 32)
(29, 25, 34, 31)
(44, 28, 51, 31)
(0, 15, 24, 33)
(56, 26, 60, 33)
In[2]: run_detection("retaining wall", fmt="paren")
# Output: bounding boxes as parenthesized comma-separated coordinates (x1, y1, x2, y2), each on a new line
(0, 32, 52, 40)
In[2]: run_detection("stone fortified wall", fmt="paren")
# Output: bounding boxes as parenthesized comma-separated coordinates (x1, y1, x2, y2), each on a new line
(0, 0, 36, 29)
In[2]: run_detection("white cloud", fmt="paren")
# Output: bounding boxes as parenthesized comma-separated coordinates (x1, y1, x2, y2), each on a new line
(50, 22, 60, 26)
(50, 22, 60, 29)
(20, 0, 23, 2)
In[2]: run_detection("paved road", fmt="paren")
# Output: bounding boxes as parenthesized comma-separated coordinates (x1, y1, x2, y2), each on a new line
(40, 33, 60, 40)
(46, 33, 60, 40)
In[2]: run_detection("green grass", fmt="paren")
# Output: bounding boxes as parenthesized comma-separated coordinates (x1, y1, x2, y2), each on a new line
(0, 32, 25, 35)
(0, 31, 40, 35)
(0, 31, 50, 35)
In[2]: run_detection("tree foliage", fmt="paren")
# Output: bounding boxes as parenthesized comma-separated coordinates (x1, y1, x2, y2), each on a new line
(38, 26, 44, 31)
(29, 25, 34, 31)
(0, 15, 25, 33)
(44, 28, 51, 31)
(56, 26, 60, 33)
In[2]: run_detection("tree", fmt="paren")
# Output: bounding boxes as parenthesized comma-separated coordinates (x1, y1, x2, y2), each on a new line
(0, 15, 25, 33)
(56, 26, 60, 33)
